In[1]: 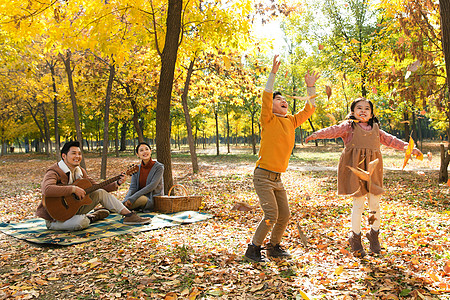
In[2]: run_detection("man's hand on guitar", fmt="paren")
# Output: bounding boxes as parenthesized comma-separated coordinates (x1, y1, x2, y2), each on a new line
(72, 186, 86, 200)
(117, 172, 126, 186)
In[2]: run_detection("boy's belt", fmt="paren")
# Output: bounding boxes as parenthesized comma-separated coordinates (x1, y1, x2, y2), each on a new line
(255, 167, 281, 181)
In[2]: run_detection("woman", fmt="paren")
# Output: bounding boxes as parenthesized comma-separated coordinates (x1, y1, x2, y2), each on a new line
(123, 142, 164, 212)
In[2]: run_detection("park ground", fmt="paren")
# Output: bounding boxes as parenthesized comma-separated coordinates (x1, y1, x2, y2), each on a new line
(0, 142, 449, 299)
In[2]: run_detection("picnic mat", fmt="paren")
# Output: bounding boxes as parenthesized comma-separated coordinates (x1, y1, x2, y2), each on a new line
(0, 211, 213, 246)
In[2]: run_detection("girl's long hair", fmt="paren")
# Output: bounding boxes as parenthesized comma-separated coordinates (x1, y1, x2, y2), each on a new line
(345, 97, 379, 128)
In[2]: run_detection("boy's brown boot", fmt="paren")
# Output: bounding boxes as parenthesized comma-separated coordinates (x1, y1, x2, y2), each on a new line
(366, 228, 381, 254)
(348, 231, 366, 258)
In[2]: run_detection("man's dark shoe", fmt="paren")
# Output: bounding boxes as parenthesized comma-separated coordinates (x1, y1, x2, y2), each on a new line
(348, 231, 366, 258)
(87, 209, 110, 223)
(266, 243, 291, 258)
(366, 228, 381, 254)
(244, 244, 268, 263)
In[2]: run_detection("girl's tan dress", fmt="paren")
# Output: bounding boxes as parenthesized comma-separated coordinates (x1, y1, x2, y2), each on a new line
(337, 123, 384, 197)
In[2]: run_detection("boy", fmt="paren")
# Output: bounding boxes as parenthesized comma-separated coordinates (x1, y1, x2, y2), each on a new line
(244, 55, 319, 262)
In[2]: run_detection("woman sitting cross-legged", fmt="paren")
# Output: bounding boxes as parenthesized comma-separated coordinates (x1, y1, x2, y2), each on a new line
(123, 142, 164, 212)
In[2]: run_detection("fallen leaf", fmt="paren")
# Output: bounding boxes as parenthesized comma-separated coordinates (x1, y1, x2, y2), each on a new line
(335, 266, 344, 275)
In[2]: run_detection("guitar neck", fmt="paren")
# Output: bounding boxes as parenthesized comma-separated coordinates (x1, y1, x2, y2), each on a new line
(85, 175, 121, 194)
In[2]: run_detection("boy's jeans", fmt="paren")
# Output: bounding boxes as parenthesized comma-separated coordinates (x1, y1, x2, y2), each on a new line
(252, 167, 290, 246)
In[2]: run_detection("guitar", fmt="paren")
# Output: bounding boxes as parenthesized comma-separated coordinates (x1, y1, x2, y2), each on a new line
(43, 165, 139, 222)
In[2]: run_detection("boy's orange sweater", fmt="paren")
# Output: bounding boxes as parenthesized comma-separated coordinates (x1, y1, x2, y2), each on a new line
(255, 90, 315, 173)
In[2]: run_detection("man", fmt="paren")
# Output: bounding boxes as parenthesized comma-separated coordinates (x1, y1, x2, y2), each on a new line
(36, 141, 151, 231)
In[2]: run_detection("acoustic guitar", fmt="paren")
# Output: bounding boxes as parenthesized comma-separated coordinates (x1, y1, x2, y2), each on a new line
(43, 165, 139, 222)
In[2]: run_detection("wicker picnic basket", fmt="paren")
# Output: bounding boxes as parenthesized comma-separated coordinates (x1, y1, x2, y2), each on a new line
(154, 184, 202, 213)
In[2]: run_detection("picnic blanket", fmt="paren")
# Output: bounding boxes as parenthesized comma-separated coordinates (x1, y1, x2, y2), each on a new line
(0, 211, 212, 246)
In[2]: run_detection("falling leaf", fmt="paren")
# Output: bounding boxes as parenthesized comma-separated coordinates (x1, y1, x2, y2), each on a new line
(402, 136, 421, 169)
(420, 110, 426, 115)
(348, 158, 379, 182)
(407, 60, 420, 72)
(318, 44, 324, 50)
(325, 85, 332, 100)
(447, 179, 450, 187)
(427, 152, 432, 161)
(231, 201, 254, 211)
(391, 65, 396, 74)
(223, 56, 231, 69)
(405, 70, 412, 80)
(265, 219, 271, 226)
(350, 38, 360, 44)
(285, 70, 289, 78)
(326, 113, 336, 124)
(397, 36, 405, 44)
(297, 223, 308, 246)
(372, 87, 377, 94)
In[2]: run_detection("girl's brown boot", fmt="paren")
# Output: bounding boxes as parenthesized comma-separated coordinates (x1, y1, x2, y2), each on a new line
(366, 228, 381, 254)
(348, 231, 366, 258)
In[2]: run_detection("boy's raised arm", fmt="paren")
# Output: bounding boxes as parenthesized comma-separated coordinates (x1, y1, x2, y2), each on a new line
(265, 55, 281, 93)
(305, 70, 320, 106)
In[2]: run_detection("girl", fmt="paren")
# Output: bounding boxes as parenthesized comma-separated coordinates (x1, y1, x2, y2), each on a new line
(306, 98, 422, 257)
(123, 142, 164, 212)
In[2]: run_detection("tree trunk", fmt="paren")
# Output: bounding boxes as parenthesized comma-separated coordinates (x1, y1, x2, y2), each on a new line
(181, 58, 199, 173)
(130, 97, 144, 143)
(60, 50, 86, 168)
(403, 111, 410, 141)
(100, 62, 116, 179)
(115, 122, 119, 157)
(49, 61, 60, 158)
(438, 0, 450, 182)
(120, 121, 127, 151)
(226, 102, 230, 153)
(215, 110, 219, 156)
(439, 144, 450, 183)
(156, 0, 182, 194)
(40, 102, 51, 156)
(251, 112, 256, 155)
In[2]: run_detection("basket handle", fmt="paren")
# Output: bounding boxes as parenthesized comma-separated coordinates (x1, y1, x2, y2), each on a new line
(167, 184, 189, 196)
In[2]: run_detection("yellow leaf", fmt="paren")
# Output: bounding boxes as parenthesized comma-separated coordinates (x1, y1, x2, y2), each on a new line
(429, 273, 440, 282)
(402, 136, 415, 170)
(35, 279, 48, 285)
(335, 266, 344, 275)
(297, 289, 312, 300)
(350, 38, 360, 43)
(188, 287, 201, 300)
(61, 285, 74, 290)
(223, 56, 231, 69)
(47, 277, 60, 281)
